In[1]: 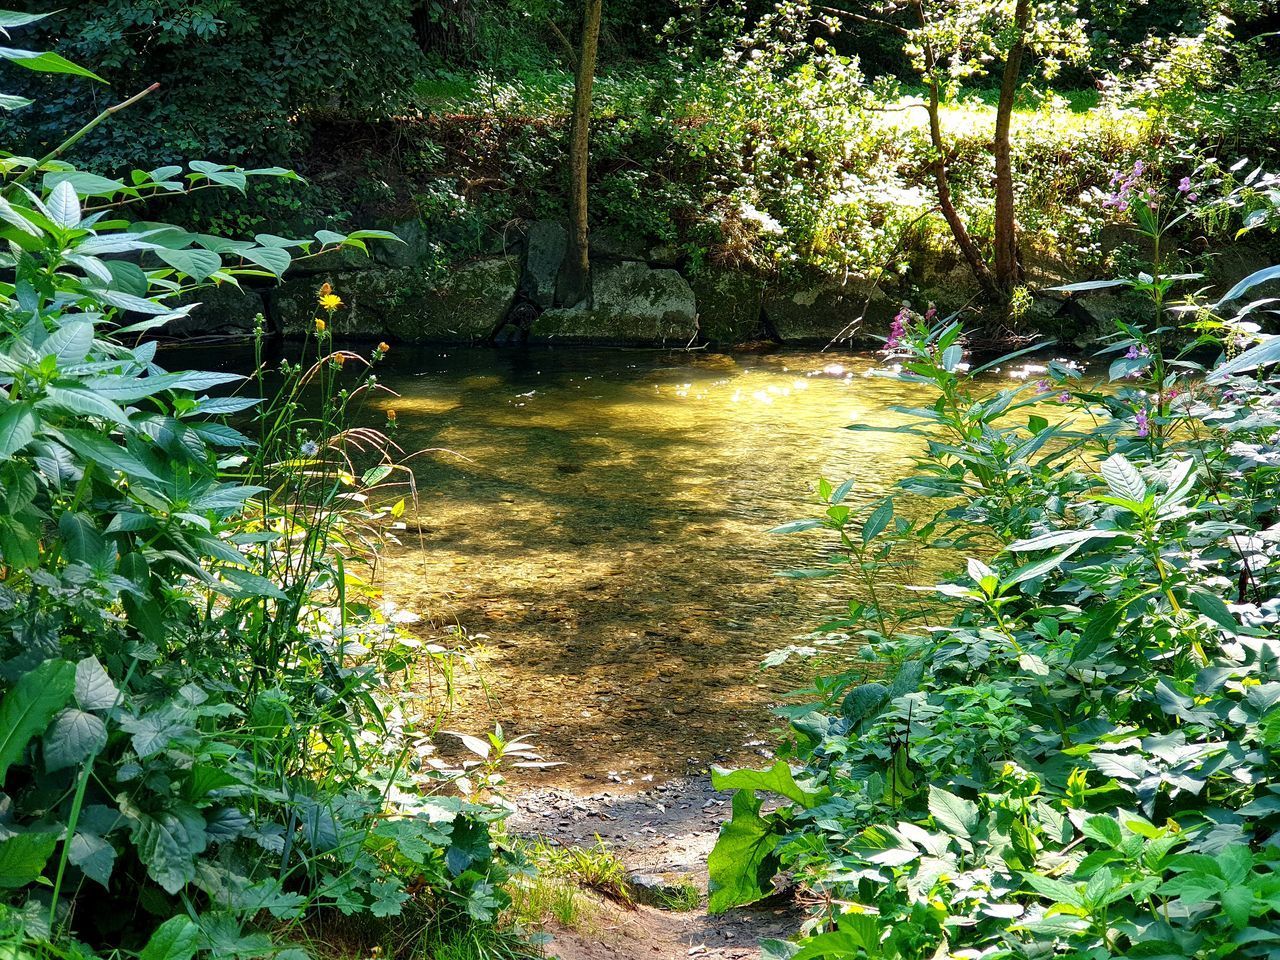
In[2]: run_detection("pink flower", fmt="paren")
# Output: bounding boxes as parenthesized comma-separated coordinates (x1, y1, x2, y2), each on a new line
(1035, 379, 1051, 394)
(1178, 176, 1192, 193)
(884, 307, 909, 351)
(1136, 408, 1150, 438)
(1058, 392, 1071, 403)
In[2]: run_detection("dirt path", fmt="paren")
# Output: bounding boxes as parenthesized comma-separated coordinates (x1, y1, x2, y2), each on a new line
(509, 776, 799, 960)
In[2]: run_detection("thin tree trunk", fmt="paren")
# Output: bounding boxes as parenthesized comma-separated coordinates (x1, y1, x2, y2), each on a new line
(915, 2, 996, 297)
(992, 0, 1030, 295)
(557, 0, 602, 307)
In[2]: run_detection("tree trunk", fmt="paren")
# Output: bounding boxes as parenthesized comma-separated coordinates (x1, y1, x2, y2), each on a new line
(915, 3, 996, 298)
(992, 0, 1030, 296)
(556, 0, 603, 308)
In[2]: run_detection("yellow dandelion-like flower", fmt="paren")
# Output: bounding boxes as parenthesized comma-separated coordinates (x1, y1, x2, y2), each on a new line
(319, 293, 343, 311)
(386, 408, 397, 421)
(377, 341, 390, 354)
(333, 353, 346, 367)
(318, 282, 333, 297)
(314, 318, 326, 334)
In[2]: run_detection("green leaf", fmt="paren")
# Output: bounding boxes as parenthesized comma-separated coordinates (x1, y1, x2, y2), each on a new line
(155, 247, 222, 282)
(0, 833, 59, 888)
(239, 245, 291, 277)
(130, 805, 209, 894)
(0, 404, 37, 457)
(707, 789, 781, 913)
(0, 659, 75, 784)
(139, 915, 200, 960)
(711, 760, 829, 809)
(43, 707, 108, 771)
(42, 320, 95, 365)
(0, 47, 104, 81)
(0, 93, 32, 110)
(1221, 885, 1255, 930)
(928, 786, 979, 839)
(68, 831, 116, 887)
(46, 179, 81, 229)
(840, 682, 888, 727)
(39, 386, 130, 426)
(862, 498, 894, 544)
(58, 430, 163, 483)
(1025, 873, 1086, 908)
(1101, 453, 1147, 503)
(1080, 815, 1123, 848)
(1207, 332, 1280, 382)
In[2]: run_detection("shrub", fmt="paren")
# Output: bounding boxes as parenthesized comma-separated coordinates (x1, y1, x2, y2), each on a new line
(0, 15, 511, 956)
(707, 167, 1280, 957)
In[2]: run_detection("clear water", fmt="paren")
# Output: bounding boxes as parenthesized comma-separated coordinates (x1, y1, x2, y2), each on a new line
(182, 341, 1042, 789)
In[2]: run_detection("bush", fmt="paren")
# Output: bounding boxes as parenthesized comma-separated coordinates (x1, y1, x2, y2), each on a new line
(707, 169, 1280, 956)
(0, 16, 513, 957)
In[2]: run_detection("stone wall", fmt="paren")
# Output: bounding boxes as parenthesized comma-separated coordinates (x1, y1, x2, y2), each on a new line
(163, 218, 1280, 348)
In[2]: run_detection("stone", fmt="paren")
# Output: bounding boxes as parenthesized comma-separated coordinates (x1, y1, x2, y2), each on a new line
(533, 261, 698, 344)
(626, 871, 700, 909)
(373, 218, 437, 270)
(762, 277, 890, 344)
(274, 256, 519, 342)
(589, 225, 650, 262)
(524, 220, 568, 308)
(688, 268, 764, 345)
(166, 283, 266, 337)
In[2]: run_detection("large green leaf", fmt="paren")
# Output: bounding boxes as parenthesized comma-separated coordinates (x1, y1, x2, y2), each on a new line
(0, 833, 59, 888)
(46, 179, 81, 229)
(711, 760, 829, 809)
(43, 707, 108, 771)
(156, 247, 222, 282)
(0, 47, 104, 82)
(130, 804, 209, 894)
(139, 915, 200, 960)
(928, 786, 980, 839)
(0, 659, 75, 783)
(0, 403, 37, 457)
(707, 789, 782, 913)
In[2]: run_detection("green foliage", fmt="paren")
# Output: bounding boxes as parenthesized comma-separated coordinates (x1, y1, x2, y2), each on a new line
(0, 17, 515, 957)
(707, 164, 1280, 956)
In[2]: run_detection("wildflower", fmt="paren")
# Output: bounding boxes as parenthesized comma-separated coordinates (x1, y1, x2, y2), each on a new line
(924, 303, 937, 321)
(1058, 391, 1070, 403)
(319, 293, 343, 311)
(1178, 176, 1193, 193)
(300, 440, 319, 457)
(386, 408, 397, 422)
(332, 353, 346, 368)
(1035, 379, 1051, 394)
(1136, 407, 1150, 438)
(314, 317, 326, 334)
(1167, 387, 1181, 402)
(884, 306, 909, 351)
(1125, 343, 1150, 360)
(319, 282, 333, 297)
(377, 341, 390, 355)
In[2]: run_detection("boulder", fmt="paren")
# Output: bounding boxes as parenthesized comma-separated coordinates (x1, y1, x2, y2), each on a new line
(532, 261, 697, 344)
(688, 268, 765, 344)
(524, 220, 568, 308)
(274, 256, 520, 342)
(167, 283, 266, 337)
(762, 278, 891, 344)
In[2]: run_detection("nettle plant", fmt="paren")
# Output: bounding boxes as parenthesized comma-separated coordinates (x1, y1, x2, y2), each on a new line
(0, 14, 510, 958)
(707, 171, 1280, 958)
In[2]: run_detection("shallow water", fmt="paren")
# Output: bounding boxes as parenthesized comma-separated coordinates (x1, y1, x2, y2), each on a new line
(179, 341, 1035, 789)
(367, 346, 962, 788)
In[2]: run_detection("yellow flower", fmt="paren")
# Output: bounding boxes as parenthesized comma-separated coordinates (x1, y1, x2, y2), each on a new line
(319, 293, 343, 311)
(314, 318, 326, 334)
(377, 341, 390, 355)
(333, 353, 346, 367)
(386, 408, 397, 421)
(319, 282, 333, 297)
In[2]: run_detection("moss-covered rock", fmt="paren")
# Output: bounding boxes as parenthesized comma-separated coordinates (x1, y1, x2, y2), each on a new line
(275, 257, 519, 342)
(533, 261, 697, 343)
(689, 268, 765, 345)
(762, 277, 892, 344)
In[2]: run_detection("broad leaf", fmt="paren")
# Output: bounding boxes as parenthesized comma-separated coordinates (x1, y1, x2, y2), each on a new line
(0, 659, 75, 784)
(707, 789, 781, 913)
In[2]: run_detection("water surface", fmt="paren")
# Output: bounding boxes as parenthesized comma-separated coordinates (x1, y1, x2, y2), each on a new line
(370, 347, 954, 788)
